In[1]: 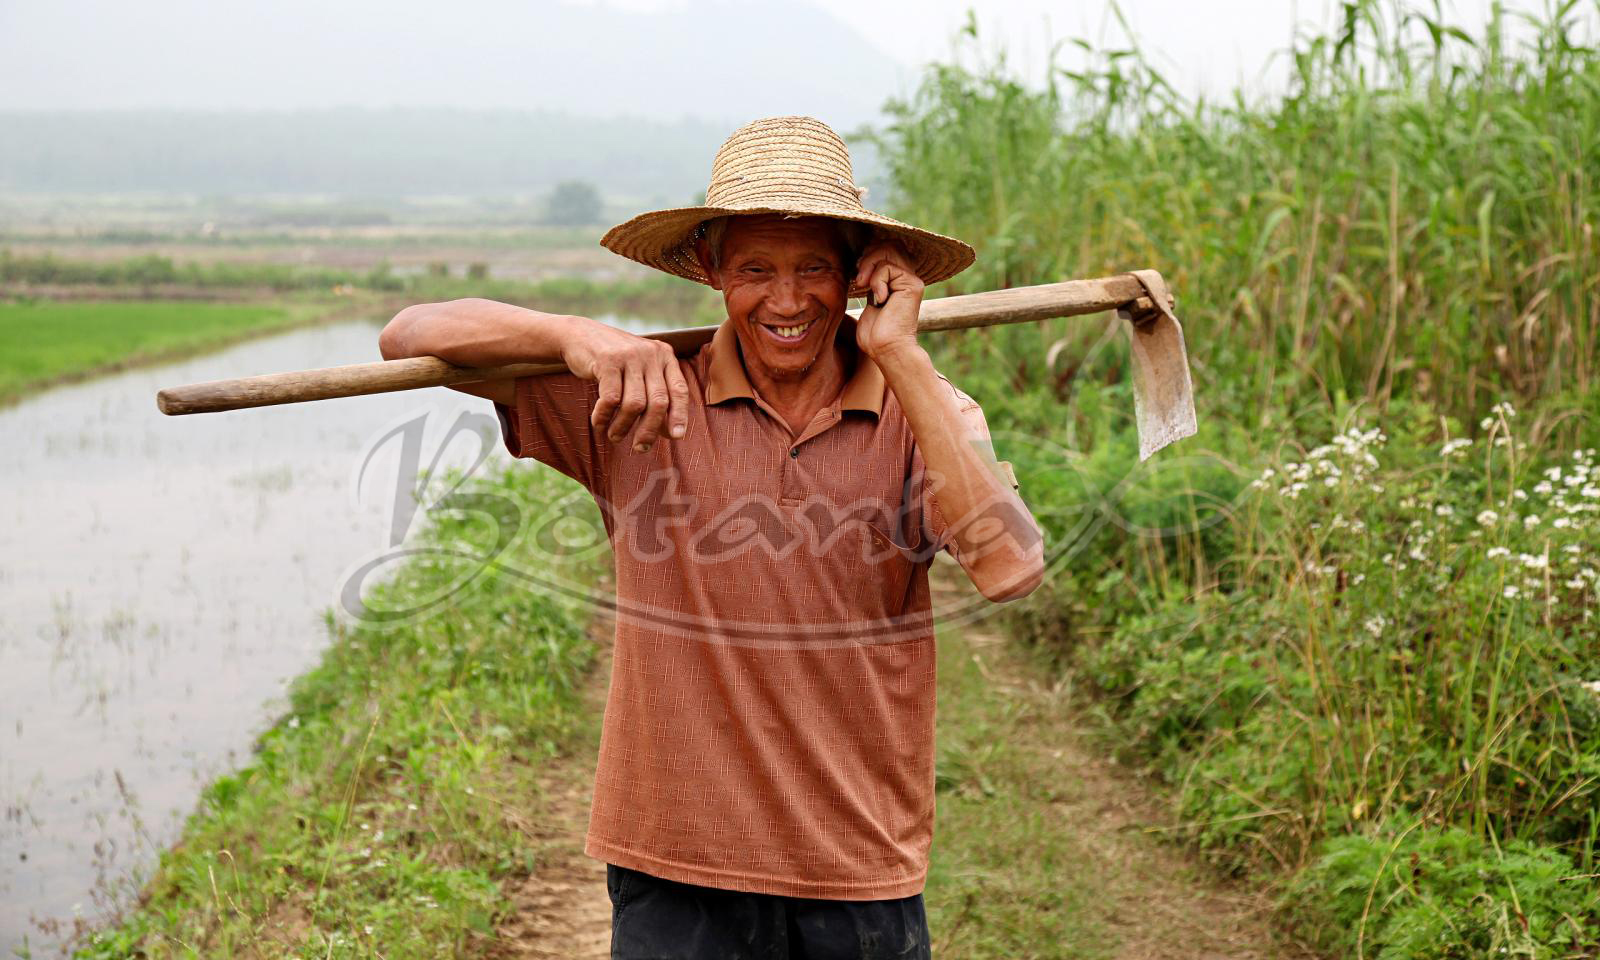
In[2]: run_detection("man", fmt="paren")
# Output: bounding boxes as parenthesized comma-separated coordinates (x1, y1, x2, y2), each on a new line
(379, 116, 1044, 959)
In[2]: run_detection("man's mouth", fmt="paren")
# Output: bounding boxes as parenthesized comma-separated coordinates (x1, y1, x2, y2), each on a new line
(761, 320, 814, 343)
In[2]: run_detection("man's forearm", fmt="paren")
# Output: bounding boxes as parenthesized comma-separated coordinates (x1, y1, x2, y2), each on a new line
(872, 343, 1044, 601)
(378, 297, 590, 367)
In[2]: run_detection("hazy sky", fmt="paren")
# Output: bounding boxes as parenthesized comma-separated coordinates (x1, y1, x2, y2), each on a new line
(1, 0, 1587, 119)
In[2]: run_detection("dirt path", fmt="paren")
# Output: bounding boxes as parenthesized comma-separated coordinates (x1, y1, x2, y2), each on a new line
(923, 575, 1312, 959)
(491, 574, 1311, 959)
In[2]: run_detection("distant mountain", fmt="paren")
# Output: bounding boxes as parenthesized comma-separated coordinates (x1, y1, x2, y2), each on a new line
(0, 109, 735, 200)
(0, 0, 901, 126)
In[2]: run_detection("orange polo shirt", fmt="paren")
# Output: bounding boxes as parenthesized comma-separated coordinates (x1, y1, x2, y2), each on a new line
(495, 317, 1012, 900)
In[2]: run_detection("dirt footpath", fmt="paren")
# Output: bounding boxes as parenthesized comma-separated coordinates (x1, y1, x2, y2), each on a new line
(491, 575, 1310, 959)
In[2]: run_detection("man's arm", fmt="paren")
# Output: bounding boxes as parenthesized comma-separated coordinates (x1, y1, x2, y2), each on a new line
(378, 298, 690, 452)
(851, 246, 1045, 603)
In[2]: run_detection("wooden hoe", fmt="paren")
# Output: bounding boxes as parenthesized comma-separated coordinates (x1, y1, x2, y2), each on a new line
(157, 270, 1197, 460)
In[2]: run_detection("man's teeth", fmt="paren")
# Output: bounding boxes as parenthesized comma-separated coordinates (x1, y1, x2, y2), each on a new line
(772, 321, 812, 338)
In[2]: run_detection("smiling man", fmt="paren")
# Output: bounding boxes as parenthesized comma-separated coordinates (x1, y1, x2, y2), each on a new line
(379, 116, 1043, 959)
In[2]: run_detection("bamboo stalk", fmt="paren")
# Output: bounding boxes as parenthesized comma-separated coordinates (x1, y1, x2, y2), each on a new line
(156, 274, 1161, 415)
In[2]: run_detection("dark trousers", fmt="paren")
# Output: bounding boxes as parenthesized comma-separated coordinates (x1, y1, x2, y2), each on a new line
(607, 863, 932, 960)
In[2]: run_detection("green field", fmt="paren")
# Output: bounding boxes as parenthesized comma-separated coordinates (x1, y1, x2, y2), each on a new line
(0, 299, 330, 402)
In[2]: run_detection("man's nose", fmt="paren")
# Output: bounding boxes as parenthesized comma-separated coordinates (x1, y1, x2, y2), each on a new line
(765, 274, 805, 316)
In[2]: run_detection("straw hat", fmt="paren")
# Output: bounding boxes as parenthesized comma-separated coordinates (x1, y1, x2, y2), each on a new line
(600, 116, 975, 293)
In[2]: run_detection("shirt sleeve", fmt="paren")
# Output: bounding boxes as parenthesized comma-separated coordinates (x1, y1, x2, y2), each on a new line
(914, 373, 1020, 561)
(493, 372, 611, 493)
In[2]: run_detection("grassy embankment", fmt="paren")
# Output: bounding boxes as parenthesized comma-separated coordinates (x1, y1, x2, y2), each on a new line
(877, 2, 1600, 956)
(73, 464, 606, 959)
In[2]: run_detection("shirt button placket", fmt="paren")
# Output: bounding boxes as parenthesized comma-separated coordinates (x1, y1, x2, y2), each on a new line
(782, 444, 801, 501)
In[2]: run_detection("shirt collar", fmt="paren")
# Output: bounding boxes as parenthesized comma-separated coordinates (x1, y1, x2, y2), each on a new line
(705, 316, 885, 416)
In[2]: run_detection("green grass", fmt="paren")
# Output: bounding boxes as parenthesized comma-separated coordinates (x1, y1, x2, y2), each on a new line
(874, 1, 1600, 956)
(72, 464, 604, 959)
(0, 299, 332, 402)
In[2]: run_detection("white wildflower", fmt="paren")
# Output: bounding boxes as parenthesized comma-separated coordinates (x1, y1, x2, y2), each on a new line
(1544, 467, 1563, 482)
(1363, 615, 1388, 638)
(1435, 505, 1455, 517)
(1513, 489, 1529, 501)
(1534, 481, 1554, 495)
(1563, 544, 1582, 555)
(1519, 553, 1548, 571)
(1476, 510, 1499, 527)
(1580, 679, 1600, 696)
(1487, 547, 1511, 560)
(1524, 514, 1541, 529)
(1554, 517, 1572, 529)
(1441, 438, 1473, 458)
(1503, 585, 1521, 599)
(287, 716, 300, 729)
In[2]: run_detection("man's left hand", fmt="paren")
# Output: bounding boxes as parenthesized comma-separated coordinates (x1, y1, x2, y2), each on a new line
(852, 240, 925, 361)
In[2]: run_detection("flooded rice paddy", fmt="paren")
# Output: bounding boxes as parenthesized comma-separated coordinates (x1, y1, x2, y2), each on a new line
(0, 314, 648, 953)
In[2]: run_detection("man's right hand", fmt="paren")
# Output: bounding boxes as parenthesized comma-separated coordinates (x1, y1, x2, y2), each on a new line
(379, 299, 690, 452)
(562, 320, 691, 452)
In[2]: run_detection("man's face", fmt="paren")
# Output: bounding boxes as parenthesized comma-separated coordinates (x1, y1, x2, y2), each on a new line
(705, 215, 851, 384)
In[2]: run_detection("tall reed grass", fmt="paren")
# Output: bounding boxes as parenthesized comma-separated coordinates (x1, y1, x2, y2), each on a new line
(875, 0, 1599, 427)
(874, 2, 1600, 955)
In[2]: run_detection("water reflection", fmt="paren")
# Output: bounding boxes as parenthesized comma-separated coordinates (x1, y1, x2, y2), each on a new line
(0, 315, 651, 953)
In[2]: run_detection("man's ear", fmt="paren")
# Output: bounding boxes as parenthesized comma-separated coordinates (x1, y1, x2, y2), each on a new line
(692, 237, 723, 291)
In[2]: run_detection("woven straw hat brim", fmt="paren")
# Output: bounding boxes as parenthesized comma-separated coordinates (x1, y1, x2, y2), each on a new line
(601, 204, 975, 293)
(601, 115, 975, 293)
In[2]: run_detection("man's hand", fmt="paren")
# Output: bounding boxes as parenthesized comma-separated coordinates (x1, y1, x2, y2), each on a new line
(562, 320, 691, 452)
(378, 299, 688, 452)
(851, 240, 925, 361)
